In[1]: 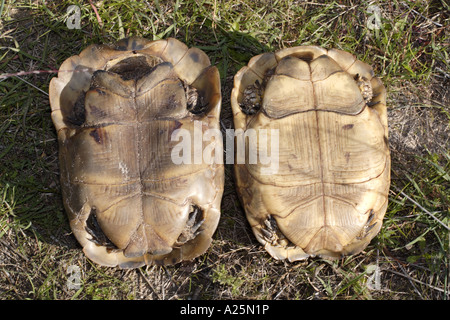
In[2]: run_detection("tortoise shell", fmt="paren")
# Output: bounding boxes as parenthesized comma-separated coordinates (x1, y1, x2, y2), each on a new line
(49, 38, 224, 268)
(231, 46, 390, 261)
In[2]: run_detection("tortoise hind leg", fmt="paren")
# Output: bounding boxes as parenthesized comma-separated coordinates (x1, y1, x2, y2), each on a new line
(254, 215, 310, 262)
(174, 205, 205, 247)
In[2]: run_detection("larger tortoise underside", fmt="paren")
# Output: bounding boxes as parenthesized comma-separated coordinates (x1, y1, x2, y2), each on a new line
(49, 38, 224, 268)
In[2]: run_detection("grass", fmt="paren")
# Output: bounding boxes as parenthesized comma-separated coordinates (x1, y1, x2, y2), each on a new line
(0, 0, 448, 300)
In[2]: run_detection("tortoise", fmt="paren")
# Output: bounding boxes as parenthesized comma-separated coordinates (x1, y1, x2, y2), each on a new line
(49, 37, 224, 268)
(231, 46, 390, 261)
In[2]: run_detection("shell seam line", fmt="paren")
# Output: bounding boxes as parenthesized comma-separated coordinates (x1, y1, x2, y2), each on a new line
(133, 80, 145, 245)
(311, 63, 328, 231)
(95, 193, 139, 216)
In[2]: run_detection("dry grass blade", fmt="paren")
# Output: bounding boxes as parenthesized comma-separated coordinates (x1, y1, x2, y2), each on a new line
(395, 187, 449, 232)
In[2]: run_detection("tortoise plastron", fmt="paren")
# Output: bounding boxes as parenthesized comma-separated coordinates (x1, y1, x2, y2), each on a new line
(49, 38, 224, 268)
(231, 46, 390, 261)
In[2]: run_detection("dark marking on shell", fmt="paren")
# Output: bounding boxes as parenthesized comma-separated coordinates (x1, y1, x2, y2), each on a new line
(108, 56, 156, 81)
(88, 104, 107, 118)
(342, 124, 354, 130)
(130, 38, 144, 50)
(190, 51, 199, 63)
(345, 152, 351, 163)
(66, 91, 86, 126)
(89, 128, 105, 144)
(367, 100, 380, 108)
(114, 38, 144, 51)
(95, 88, 106, 96)
(292, 52, 315, 62)
(115, 38, 129, 51)
(173, 120, 182, 131)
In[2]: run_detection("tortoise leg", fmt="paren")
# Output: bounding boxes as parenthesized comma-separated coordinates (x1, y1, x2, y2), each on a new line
(354, 74, 373, 103)
(255, 215, 310, 262)
(174, 205, 205, 247)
